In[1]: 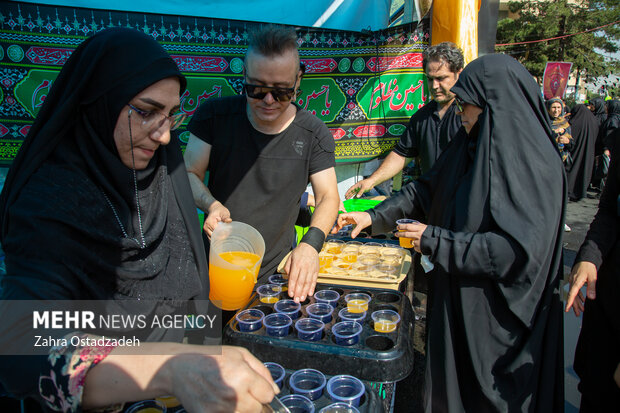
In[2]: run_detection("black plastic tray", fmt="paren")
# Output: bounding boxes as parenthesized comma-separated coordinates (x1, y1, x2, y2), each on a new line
(223, 284, 415, 382)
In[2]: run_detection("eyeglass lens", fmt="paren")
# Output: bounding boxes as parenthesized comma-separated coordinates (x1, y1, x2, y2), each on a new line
(244, 84, 296, 102)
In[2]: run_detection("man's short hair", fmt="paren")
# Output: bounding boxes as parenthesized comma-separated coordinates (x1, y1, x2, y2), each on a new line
(422, 42, 464, 73)
(246, 25, 299, 60)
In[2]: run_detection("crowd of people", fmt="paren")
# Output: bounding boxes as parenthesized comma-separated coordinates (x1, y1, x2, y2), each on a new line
(0, 24, 618, 413)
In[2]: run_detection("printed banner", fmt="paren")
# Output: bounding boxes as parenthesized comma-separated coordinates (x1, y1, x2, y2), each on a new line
(543, 61, 573, 100)
(0, 2, 430, 165)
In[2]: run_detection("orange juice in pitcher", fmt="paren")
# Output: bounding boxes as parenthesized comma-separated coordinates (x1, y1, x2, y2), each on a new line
(208, 222, 265, 311)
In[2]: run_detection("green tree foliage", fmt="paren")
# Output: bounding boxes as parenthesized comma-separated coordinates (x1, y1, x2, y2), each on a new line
(496, 0, 620, 83)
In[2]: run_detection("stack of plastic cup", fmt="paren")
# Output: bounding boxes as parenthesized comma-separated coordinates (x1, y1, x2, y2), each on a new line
(235, 308, 265, 332)
(295, 318, 325, 341)
(305, 303, 334, 323)
(275, 299, 302, 320)
(280, 394, 315, 413)
(264, 361, 286, 388)
(326, 375, 365, 407)
(262, 313, 292, 337)
(289, 368, 327, 401)
(314, 289, 340, 308)
(331, 321, 362, 346)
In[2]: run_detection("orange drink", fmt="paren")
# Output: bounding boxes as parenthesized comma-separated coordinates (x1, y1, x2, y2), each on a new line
(396, 219, 418, 248)
(260, 296, 279, 304)
(347, 299, 369, 313)
(209, 251, 261, 310)
(374, 320, 397, 333)
(341, 252, 358, 263)
(325, 240, 345, 255)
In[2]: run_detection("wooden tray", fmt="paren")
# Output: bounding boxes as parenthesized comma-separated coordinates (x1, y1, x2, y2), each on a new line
(277, 242, 411, 291)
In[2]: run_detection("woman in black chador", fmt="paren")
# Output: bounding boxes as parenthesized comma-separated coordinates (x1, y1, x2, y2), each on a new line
(334, 54, 565, 412)
(0, 28, 276, 412)
(566, 104, 598, 201)
(567, 127, 620, 411)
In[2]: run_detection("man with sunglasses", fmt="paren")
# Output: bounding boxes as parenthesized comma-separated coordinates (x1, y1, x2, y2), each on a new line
(184, 25, 339, 305)
(345, 42, 464, 200)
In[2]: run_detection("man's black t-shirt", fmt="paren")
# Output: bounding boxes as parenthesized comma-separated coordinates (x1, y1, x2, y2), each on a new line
(393, 100, 462, 175)
(187, 95, 335, 279)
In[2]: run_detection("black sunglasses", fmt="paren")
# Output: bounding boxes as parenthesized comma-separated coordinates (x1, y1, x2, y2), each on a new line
(244, 83, 297, 102)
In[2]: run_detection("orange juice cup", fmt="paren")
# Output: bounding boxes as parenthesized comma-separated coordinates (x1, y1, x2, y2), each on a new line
(324, 240, 345, 255)
(372, 309, 401, 333)
(319, 251, 335, 271)
(395, 219, 418, 249)
(257, 284, 281, 304)
(345, 293, 371, 313)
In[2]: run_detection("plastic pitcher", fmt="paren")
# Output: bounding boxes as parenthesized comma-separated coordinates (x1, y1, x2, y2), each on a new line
(208, 221, 265, 310)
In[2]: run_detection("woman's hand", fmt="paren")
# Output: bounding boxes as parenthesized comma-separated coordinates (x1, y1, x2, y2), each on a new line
(168, 346, 278, 413)
(565, 260, 597, 317)
(394, 221, 428, 253)
(331, 212, 371, 238)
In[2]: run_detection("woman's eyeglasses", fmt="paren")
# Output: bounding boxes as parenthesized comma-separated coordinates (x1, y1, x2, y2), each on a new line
(243, 83, 297, 102)
(127, 104, 187, 131)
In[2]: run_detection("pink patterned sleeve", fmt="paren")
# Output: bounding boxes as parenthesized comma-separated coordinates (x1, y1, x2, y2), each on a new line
(39, 332, 119, 412)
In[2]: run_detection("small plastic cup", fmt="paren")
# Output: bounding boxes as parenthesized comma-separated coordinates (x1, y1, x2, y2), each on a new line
(314, 289, 340, 308)
(235, 308, 265, 332)
(257, 284, 281, 304)
(338, 308, 367, 323)
(262, 313, 292, 337)
(274, 299, 302, 319)
(319, 251, 335, 272)
(371, 309, 401, 333)
(295, 317, 325, 341)
(319, 402, 360, 413)
(264, 362, 286, 388)
(331, 259, 352, 272)
(280, 394, 316, 413)
(156, 395, 181, 409)
(289, 368, 327, 401)
(344, 293, 371, 313)
(324, 240, 345, 255)
(331, 321, 363, 346)
(268, 274, 288, 292)
(395, 219, 418, 248)
(376, 263, 399, 279)
(306, 302, 334, 323)
(125, 399, 167, 413)
(326, 375, 365, 407)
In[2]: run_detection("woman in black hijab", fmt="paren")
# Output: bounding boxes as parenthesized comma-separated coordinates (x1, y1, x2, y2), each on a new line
(334, 54, 565, 412)
(566, 126, 620, 411)
(590, 97, 609, 191)
(589, 97, 607, 126)
(0, 28, 276, 412)
(566, 105, 598, 201)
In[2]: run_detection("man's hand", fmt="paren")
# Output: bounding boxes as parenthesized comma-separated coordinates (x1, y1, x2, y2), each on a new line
(565, 260, 598, 316)
(204, 201, 232, 238)
(345, 179, 375, 199)
(283, 243, 319, 302)
(331, 212, 372, 238)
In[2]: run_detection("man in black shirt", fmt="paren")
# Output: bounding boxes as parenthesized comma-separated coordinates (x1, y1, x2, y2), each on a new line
(184, 26, 339, 303)
(345, 42, 464, 198)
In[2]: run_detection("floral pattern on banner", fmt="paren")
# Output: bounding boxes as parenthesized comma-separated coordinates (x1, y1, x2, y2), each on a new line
(0, 2, 430, 165)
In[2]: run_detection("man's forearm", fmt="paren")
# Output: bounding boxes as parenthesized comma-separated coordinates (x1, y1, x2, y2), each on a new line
(366, 151, 407, 186)
(187, 172, 218, 212)
(307, 193, 340, 238)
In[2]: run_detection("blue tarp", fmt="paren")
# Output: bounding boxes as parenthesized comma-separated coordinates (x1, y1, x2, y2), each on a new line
(11, 0, 392, 32)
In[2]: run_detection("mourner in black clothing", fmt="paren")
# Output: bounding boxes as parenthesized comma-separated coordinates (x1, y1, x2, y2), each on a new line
(0, 28, 276, 412)
(566, 104, 597, 201)
(567, 126, 620, 412)
(334, 54, 565, 412)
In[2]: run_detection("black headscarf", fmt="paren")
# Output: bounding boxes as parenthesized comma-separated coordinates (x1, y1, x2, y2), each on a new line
(0, 27, 206, 305)
(602, 99, 620, 140)
(567, 104, 598, 200)
(590, 97, 607, 126)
